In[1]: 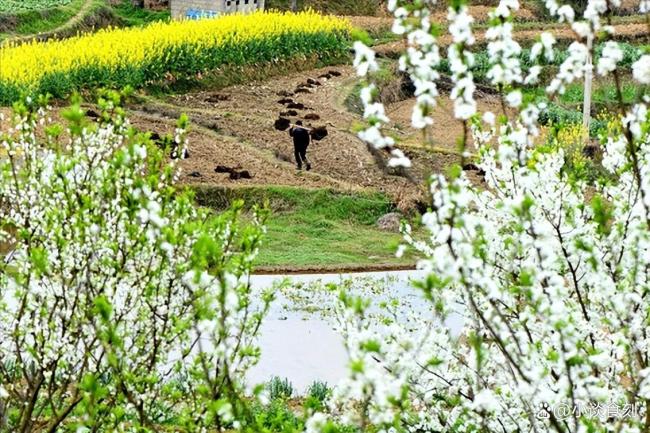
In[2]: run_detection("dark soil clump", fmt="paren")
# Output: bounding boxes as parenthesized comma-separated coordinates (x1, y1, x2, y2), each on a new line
(274, 117, 291, 131)
(310, 126, 328, 141)
(229, 170, 252, 180)
(215, 165, 253, 180)
(206, 94, 230, 103)
(462, 163, 485, 176)
(171, 148, 189, 160)
(582, 143, 602, 159)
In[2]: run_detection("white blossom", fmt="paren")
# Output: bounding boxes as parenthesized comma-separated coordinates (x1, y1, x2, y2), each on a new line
(597, 41, 623, 75)
(506, 90, 523, 107)
(633, 55, 650, 84)
(306, 1, 650, 432)
(353, 41, 379, 77)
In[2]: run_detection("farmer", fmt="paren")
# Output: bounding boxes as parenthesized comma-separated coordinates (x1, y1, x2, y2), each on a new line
(289, 120, 312, 170)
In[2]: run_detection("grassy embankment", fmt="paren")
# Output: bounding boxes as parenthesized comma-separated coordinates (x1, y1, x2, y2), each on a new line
(192, 186, 420, 271)
(0, 184, 420, 272)
(0, 0, 86, 38)
(0, 0, 168, 41)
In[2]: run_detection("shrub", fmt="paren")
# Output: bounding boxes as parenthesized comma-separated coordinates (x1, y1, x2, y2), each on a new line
(0, 93, 272, 432)
(541, 123, 612, 184)
(537, 101, 607, 137)
(267, 376, 295, 401)
(252, 399, 304, 433)
(307, 381, 331, 403)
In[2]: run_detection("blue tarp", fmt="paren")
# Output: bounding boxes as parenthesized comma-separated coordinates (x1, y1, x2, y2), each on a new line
(185, 9, 219, 19)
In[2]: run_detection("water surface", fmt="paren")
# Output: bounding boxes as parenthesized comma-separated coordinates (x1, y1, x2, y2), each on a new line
(248, 270, 464, 393)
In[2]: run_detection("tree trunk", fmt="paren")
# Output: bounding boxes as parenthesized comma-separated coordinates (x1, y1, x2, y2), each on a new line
(291, 0, 297, 11)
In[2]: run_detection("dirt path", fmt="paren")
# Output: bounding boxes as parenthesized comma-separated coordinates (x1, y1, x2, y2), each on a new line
(51, 0, 94, 32)
(6, 0, 94, 44)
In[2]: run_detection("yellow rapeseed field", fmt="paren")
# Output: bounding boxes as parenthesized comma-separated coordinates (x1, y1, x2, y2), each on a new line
(0, 11, 351, 103)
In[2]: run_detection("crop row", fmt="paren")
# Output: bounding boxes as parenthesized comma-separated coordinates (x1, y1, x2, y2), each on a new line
(0, 0, 72, 14)
(0, 11, 351, 104)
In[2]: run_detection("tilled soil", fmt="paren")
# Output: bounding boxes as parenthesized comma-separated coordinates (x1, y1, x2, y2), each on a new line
(344, 5, 538, 28)
(374, 21, 650, 58)
(386, 95, 504, 153)
(132, 65, 455, 209)
(128, 111, 347, 190)
(132, 67, 409, 204)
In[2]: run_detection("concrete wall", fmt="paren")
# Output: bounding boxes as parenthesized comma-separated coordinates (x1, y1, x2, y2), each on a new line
(171, 0, 264, 18)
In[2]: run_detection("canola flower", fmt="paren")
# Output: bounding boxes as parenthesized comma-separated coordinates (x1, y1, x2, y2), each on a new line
(0, 10, 351, 103)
